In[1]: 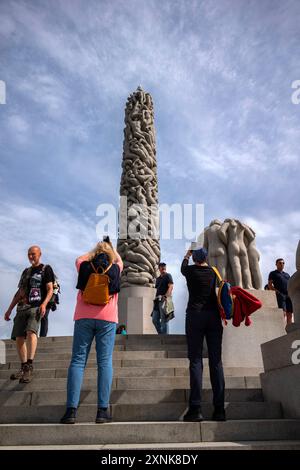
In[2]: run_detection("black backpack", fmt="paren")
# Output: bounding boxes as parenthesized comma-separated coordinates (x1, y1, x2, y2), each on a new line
(23, 265, 60, 311)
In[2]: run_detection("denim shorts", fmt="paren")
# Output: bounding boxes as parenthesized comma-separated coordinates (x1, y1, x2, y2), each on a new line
(11, 305, 41, 340)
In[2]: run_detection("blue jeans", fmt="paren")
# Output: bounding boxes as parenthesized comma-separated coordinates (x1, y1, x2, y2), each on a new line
(152, 301, 167, 334)
(66, 319, 116, 408)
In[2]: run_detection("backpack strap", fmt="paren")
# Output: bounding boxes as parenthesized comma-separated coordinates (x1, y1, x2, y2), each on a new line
(90, 261, 113, 275)
(212, 266, 223, 283)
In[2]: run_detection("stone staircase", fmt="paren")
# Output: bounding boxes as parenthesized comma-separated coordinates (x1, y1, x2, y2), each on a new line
(1, 335, 300, 450)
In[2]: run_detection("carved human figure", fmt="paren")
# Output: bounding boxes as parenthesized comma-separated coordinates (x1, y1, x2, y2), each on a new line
(118, 87, 159, 287)
(201, 220, 227, 279)
(288, 240, 300, 325)
(244, 225, 262, 289)
(219, 219, 252, 288)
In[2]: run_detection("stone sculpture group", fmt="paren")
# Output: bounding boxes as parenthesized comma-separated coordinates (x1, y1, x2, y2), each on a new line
(117, 88, 263, 292)
(200, 218, 262, 289)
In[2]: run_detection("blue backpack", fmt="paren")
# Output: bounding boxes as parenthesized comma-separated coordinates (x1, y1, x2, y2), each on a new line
(212, 267, 234, 322)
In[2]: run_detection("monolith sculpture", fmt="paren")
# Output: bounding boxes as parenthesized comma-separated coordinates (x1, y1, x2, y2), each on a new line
(117, 87, 160, 333)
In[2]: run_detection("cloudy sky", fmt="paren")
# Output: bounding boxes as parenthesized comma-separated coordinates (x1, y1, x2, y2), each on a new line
(0, 0, 299, 338)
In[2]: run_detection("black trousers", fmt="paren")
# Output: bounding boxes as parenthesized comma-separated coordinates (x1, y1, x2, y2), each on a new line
(185, 309, 225, 409)
(40, 308, 50, 337)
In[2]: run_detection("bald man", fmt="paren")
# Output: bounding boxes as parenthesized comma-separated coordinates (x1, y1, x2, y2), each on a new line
(4, 246, 54, 383)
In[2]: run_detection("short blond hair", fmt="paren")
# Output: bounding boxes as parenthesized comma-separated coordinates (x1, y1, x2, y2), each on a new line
(88, 241, 114, 263)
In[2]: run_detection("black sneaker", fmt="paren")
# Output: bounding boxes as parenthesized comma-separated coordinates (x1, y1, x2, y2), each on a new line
(60, 407, 77, 424)
(183, 406, 204, 422)
(95, 408, 112, 423)
(212, 408, 226, 421)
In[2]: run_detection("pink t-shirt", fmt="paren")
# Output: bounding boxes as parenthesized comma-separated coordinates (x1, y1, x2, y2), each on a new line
(73, 254, 123, 323)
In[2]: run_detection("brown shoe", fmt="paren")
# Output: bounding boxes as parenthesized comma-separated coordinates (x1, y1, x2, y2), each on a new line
(19, 363, 33, 383)
(10, 366, 25, 380)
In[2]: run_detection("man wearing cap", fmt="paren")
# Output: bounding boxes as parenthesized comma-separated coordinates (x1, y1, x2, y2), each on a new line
(181, 247, 225, 422)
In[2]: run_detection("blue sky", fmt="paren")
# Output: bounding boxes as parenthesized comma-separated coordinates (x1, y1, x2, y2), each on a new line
(0, 0, 299, 337)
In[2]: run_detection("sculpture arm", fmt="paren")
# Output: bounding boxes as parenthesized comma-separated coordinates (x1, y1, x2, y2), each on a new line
(243, 224, 255, 242)
(203, 229, 208, 250)
(219, 222, 229, 245)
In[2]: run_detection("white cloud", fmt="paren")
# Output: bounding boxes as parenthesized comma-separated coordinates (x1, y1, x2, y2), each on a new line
(7, 114, 29, 135)
(17, 72, 69, 118)
(1, 0, 300, 336)
(0, 13, 16, 36)
(244, 212, 300, 285)
(0, 201, 101, 339)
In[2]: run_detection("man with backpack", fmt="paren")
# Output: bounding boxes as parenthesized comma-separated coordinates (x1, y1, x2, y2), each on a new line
(4, 246, 54, 383)
(40, 274, 60, 337)
(181, 247, 226, 422)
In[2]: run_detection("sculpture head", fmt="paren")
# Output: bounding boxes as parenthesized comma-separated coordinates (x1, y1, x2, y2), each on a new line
(210, 219, 222, 227)
(224, 218, 237, 227)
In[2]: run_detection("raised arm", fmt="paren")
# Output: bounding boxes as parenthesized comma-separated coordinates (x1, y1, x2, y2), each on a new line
(244, 224, 255, 242)
(181, 250, 192, 276)
(219, 222, 229, 245)
(203, 228, 209, 251)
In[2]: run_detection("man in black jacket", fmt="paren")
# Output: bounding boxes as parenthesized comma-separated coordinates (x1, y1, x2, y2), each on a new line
(181, 247, 225, 422)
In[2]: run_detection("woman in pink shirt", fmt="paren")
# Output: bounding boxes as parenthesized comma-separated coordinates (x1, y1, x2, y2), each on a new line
(60, 240, 123, 424)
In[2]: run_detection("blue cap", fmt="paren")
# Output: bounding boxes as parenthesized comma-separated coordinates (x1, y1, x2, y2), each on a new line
(192, 248, 208, 263)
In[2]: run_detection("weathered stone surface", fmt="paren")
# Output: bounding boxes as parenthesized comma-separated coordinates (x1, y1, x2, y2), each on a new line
(222, 291, 285, 368)
(117, 87, 160, 288)
(200, 219, 262, 289)
(288, 240, 300, 325)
